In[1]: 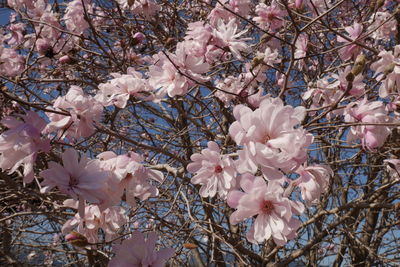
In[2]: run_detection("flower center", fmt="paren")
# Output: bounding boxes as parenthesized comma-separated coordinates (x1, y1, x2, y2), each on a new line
(261, 200, 274, 214)
(214, 165, 223, 173)
(69, 175, 79, 188)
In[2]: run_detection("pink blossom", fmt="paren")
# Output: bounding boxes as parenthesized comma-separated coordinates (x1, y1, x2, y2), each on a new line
(95, 68, 152, 108)
(227, 173, 304, 245)
(149, 42, 209, 98)
(108, 231, 174, 267)
(64, 0, 91, 35)
(207, 2, 235, 27)
(337, 22, 363, 61)
(98, 151, 164, 207)
(253, 2, 287, 31)
(212, 19, 250, 60)
(62, 200, 128, 244)
(45, 86, 103, 140)
(187, 141, 237, 199)
(0, 47, 24, 77)
(368, 12, 397, 42)
(40, 148, 110, 204)
(370, 45, 400, 98)
(229, 97, 313, 178)
(294, 164, 333, 204)
(0, 111, 50, 183)
(344, 98, 392, 150)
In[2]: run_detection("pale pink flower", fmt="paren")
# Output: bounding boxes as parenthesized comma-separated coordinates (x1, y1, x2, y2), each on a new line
(227, 173, 304, 245)
(0, 47, 24, 77)
(327, 66, 365, 96)
(370, 45, 400, 98)
(253, 2, 287, 31)
(337, 22, 364, 61)
(108, 231, 175, 267)
(368, 12, 397, 42)
(95, 68, 151, 108)
(0, 111, 50, 183)
(64, 0, 91, 34)
(294, 164, 333, 204)
(344, 98, 392, 150)
(62, 200, 128, 244)
(229, 97, 313, 178)
(149, 42, 209, 98)
(45, 86, 103, 140)
(212, 19, 250, 60)
(228, 0, 251, 17)
(5, 22, 25, 46)
(187, 141, 237, 199)
(207, 1, 235, 27)
(40, 148, 109, 204)
(98, 151, 164, 207)
(122, 0, 160, 17)
(295, 34, 308, 69)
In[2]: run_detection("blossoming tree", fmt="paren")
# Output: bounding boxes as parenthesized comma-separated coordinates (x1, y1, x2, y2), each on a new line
(1, 0, 400, 266)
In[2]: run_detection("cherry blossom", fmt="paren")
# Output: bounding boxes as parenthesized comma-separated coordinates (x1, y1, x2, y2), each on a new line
(0, 111, 50, 183)
(108, 231, 174, 267)
(187, 141, 237, 199)
(227, 173, 304, 245)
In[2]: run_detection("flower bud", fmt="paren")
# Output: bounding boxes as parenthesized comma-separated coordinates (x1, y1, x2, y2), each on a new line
(59, 55, 71, 64)
(384, 63, 395, 75)
(65, 232, 89, 247)
(351, 54, 366, 76)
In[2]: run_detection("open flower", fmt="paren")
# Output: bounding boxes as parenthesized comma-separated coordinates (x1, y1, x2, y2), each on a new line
(40, 148, 109, 204)
(227, 173, 304, 245)
(229, 97, 313, 178)
(45, 86, 103, 140)
(294, 164, 333, 204)
(0, 111, 50, 183)
(108, 231, 174, 267)
(187, 141, 237, 199)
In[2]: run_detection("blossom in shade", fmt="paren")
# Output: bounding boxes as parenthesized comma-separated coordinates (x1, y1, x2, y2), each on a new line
(187, 141, 237, 199)
(227, 173, 304, 245)
(294, 164, 333, 204)
(97, 151, 164, 207)
(0, 111, 50, 183)
(229, 97, 313, 178)
(108, 231, 174, 267)
(40, 148, 109, 204)
(62, 200, 128, 244)
(344, 98, 391, 150)
(45, 86, 103, 140)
